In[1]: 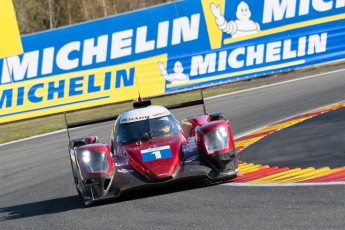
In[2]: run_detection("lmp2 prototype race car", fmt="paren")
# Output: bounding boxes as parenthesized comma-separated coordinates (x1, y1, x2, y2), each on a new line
(67, 98, 239, 205)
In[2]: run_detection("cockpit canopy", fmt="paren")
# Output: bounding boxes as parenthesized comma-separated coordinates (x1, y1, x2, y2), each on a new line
(116, 106, 181, 144)
(117, 114, 181, 144)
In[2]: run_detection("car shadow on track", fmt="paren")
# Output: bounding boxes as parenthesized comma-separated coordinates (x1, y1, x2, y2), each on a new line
(93, 179, 222, 207)
(0, 195, 83, 221)
(0, 180, 222, 220)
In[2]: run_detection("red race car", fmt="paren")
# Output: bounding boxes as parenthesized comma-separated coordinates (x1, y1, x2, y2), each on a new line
(67, 98, 239, 205)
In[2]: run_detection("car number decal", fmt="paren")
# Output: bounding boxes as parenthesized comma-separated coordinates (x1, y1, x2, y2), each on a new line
(141, 146, 173, 162)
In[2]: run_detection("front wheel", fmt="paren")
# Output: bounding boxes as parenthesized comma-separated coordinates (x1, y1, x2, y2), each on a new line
(208, 153, 239, 182)
(76, 185, 94, 206)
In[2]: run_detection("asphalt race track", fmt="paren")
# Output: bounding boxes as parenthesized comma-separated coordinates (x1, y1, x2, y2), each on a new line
(1, 67, 345, 229)
(240, 106, 345, 169)
(229, 102, 345, 184)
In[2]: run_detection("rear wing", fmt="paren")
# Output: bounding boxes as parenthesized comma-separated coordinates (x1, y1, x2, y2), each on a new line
(64, 90, 207, 138)
(166, 99, 205, 112)
(66, 115, 119, 129)
(166, 90, 206, 113)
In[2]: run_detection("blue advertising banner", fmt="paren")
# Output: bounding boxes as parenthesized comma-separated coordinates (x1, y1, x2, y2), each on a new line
(1, 0, 345, 123)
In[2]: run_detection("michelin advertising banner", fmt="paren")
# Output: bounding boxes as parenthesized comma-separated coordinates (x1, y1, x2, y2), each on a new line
(1, 0, 345, 123)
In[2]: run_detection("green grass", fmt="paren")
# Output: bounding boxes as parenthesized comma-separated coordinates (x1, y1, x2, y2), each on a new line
(1, 60, 344, 144)
(0, 84, 254, 143)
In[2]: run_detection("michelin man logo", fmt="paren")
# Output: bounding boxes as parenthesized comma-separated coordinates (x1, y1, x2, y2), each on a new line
(210, 1, 260, 38)
(158, 61, 189, 84)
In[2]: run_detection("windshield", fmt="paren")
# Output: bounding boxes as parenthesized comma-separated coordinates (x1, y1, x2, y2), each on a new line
(117, 115, 181, 144)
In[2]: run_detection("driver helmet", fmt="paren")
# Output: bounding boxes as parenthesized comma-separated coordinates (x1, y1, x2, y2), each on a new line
(153, 118, 171, 134)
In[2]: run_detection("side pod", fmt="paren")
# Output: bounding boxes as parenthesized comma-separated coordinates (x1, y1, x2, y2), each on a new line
(196, 120, 238, 179)
(68, 137, 116, 205)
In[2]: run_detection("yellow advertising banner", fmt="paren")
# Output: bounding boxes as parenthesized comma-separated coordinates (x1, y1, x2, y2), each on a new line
(0, 0, 23, 58)
(0, 55, 166, 123)
(201, 0, 225, 50)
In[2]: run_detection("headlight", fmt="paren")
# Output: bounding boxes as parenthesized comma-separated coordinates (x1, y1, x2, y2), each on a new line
(80, 151, 109, 173)
(204, 126, 229, 154)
